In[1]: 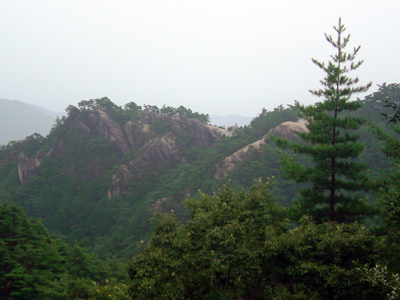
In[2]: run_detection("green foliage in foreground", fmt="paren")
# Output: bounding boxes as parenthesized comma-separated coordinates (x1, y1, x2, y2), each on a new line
(373, 89, 400, 274)
(127, 181, 386, 299)
(0, 202, 127, 300)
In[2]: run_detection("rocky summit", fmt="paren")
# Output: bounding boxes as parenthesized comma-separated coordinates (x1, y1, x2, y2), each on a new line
(1, 93, 393, 258)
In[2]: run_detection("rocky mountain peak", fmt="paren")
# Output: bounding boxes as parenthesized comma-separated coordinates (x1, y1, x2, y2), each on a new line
(16, 106, 231, 199)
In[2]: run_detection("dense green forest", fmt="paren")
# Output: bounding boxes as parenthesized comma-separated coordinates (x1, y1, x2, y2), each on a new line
(0, 202, 128, 299)
(2, 19, 400, 298)
(0, 97, 304, 258)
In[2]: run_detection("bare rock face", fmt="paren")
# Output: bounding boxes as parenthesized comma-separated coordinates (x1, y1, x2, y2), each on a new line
(123, 115, 225, 176)
(170, 117, 225, 147)
(76, 121, 91, 136)
(119, 164, 134, 180)
(267, 119, 308, 139)
(106, 115, 229, 198)
(149, 197, 169, 212)
(124, 120, 151, 149)
(108, 164, 135, 198)
(204, 123, 234, 138)
(215, 137, 267, 180)
(130, 132, 185, 174)
(17, 141, 65, 184)
(215, 119, 308, 180)
(18, 151, 43, 184)
(17, 108, 232, 200)
(97, 110, 130, 155)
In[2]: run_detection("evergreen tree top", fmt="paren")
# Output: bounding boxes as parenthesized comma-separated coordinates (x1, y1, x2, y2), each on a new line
(273, 18, 376, 223)
(309, 18, 372, 108)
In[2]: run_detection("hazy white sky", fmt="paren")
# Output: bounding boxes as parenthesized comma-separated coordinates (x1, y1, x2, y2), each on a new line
(1, 1, 399, 117)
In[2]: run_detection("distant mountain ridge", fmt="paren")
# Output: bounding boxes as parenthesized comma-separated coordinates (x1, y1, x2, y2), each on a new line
(28, 103, 65, 119)
(0, 99, 55, 145)
(0, 99, 66, 146)
(209, 114, 252, 127)
(0, 98, 252, 145)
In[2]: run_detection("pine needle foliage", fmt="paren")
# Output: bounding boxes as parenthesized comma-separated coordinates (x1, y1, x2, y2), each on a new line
(273, 18, 375, 223)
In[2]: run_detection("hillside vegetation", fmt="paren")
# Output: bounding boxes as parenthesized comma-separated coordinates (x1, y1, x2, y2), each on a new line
(1, 82, 400, 297)
(1, 16, 400, 297)
(0, 85, 397, 259)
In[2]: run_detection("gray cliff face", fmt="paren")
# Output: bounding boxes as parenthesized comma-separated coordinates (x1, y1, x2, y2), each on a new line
(106, 114, 225, 197)
(97, 110, 130, 155)
(79, 110, 130, 155)
(16, 109, 309, 196)
(131, 132, 185, 173)
(17, 109, 227, 199)
(87, 111, 222, 163)
(215, 119, 309, 180)
(18, 152, 43, 184)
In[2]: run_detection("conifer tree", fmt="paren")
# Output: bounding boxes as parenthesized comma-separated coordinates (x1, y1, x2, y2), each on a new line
(274, 18, 374, 223)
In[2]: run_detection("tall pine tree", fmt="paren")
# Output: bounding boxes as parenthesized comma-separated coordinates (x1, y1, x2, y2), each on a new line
(273, 18, 374, 223)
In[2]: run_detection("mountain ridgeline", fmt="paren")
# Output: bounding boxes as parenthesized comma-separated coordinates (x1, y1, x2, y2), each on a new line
(0, 99, 58, 145)
(0, 85, 398, 258)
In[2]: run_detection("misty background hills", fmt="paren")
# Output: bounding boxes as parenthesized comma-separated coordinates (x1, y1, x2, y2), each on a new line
(209, 115, 252, 128)
(0, 99, 63, 145)
(0, 99, 252, 146)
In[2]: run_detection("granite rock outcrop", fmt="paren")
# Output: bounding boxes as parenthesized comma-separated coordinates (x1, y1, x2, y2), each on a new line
(215, 119, 308, 179)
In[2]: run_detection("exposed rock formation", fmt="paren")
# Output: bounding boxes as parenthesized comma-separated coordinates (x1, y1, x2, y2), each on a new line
(215, 138, 267, 180)
(107, 164, 135, 198)
(131, 133, 185, 173)
(205, 124, 234, 137)
(17, 141, 65, 184)
(18, 151, 44, 184)
(46, 141, 65, 158)
(149, 197, 169, 212)
(97, 110, 130, 155)
(16, 107, 237, 201)
(168, 116, 226, 147)
(76, 121, 91, 135)
(268, 119, 308, 139)
(215, 119, 308, 180)
(106, 115, 229, 197)
(66, 111, 229, 197)
(124, 120, 151, 149)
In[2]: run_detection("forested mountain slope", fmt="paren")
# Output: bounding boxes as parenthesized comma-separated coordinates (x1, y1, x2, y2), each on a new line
(0, 85, 398, 258)
(0, 99, 232, 257)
